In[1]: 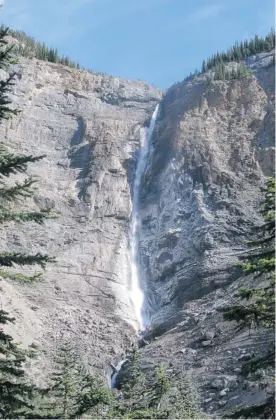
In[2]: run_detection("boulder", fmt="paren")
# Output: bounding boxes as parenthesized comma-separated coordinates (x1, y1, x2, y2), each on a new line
(202, 340, 212, 347)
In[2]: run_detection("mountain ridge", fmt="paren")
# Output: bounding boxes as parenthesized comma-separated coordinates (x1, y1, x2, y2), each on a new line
(0, 33, 274, 416)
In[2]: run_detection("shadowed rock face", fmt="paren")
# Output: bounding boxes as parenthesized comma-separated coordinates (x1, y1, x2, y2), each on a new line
(0, 50, 274, 416)
(137, 53, 275, 416)
(139, 54, 274, 331)
(0, 57, 162, 382)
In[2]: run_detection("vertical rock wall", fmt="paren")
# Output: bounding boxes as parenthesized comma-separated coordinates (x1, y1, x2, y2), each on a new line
(0, 58, 162, 381)
(137, 53, 275, 416)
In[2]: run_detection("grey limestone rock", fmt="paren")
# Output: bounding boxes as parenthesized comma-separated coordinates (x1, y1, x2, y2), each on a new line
(0, 57, 162, 380)
(202, 340, 212, 347)
(238, 353, 253, 362)
(137, 53, 275, 416)
(0, 51, 274, 417)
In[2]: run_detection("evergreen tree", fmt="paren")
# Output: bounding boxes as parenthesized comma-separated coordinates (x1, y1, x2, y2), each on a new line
(64, 56, 70, 66)
(203, 30, 275, 73)
(36, 341, 111, 419)
(236, 64, 242, 79)
(112, 345, 149, 418)
(214, 63, 226, 80)
(0, 310, 36, 418)
(218, 178, 275, 329)
(48, 48, 58, 63)
(0, 26, 55, 417)
(168, 373, 202, 419)
(110, 348, 203, 419)
(201, 60, 207, 73)
(214, 179, 275, 418)
(213, 62, 250, 81)
(5, 27, 81, 70)
(239, 63, 248, 78)
(231, 67, 237, 79)
(147, 366, 171, 418)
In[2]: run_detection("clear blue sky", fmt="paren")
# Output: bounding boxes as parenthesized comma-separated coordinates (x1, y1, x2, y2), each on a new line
(0, 0, 274, 88)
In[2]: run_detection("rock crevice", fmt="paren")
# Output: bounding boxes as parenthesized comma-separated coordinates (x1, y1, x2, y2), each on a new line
(137, 52, 274, 416)
(0, 57, 162, 381)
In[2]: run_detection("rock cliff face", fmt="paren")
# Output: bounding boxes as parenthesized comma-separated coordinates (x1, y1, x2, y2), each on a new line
(0, 50, 274, 416)
(137, 52, 275, 415)
(0, 57, 162, 382)
(140, 52, 275, 331)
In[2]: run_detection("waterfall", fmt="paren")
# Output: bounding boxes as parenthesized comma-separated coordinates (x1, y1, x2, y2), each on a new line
(110, 359, 127, 389)
(129, 104, 159, 330)
(110, 104, 159, 390)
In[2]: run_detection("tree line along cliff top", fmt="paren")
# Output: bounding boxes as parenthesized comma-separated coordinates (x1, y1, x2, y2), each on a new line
(2, 24, 275, 84)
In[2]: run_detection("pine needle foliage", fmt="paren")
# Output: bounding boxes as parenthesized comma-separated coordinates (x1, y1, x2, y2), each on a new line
(202, 29, 275, 73)
(213, 62, 250, 81)
(241, 349, 275, 375)
(0, 25, 81, 70)
(35, 342, 111, 419)
(0, 33, 56, 275)
(0, 270, 43, 283)
(218, 178, 275, 329)
(0, 25, 110, 76)
(0, 310, 38, 418)
(110, 347, 203, 419)
(225, 395, 275, 419)
(168, 373, 203, 420)
(0, 143, 45, 176)
(0, 25, 56, 417)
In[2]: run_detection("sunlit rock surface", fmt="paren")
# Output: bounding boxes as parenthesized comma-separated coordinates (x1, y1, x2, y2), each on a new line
(138, 52, 275, 416)
(0, 57, 162, 382)
(0, 51, 274, 416)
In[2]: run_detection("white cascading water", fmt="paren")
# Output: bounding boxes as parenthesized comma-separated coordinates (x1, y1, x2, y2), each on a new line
(129, 104, 159, 330)
(110, 359, 127, 389)
(110, 104, 159, 390)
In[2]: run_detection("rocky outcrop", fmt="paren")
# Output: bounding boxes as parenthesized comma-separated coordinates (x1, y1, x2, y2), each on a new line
(137, 52, 275, 415)
(0, 57, 162, 382)
(0, 49, 274, 416)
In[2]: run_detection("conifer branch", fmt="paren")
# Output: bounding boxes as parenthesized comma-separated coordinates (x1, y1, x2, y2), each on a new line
(0, 26, 56, 418)
(0, 252, 56, 268)
(0, 146, 45, 176)
(0, 270, 43, 282)
(0, 177, 38, 201)
(0, 309, 15, 325)
(0, 208, 57, 224)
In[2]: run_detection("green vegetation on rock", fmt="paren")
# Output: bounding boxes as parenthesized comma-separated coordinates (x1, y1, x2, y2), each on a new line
(212, 62, 250, 81)
(225, 395, 275, 419)
(110, 346, 204, 419)
(0, 26, 56, 418)
(202, 30, 275, 72)
(218, 178, 275, 329)
(0, 25, 81, 70)
(33, 341, 111, 419)
(217, 178, 275, 419)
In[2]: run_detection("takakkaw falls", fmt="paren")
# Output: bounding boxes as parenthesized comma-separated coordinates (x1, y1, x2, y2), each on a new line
(111, 105, 159, 388)
(129, 104, 159, 330)
(0, 27, 275, 419)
